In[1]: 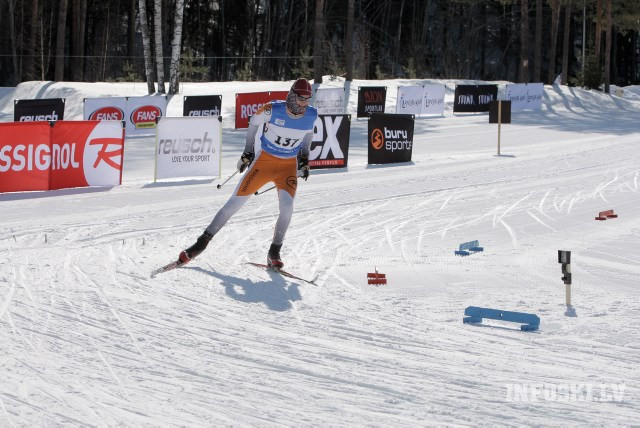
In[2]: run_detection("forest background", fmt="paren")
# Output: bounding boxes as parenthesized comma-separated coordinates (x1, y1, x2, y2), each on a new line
(1, 0, 638, 94)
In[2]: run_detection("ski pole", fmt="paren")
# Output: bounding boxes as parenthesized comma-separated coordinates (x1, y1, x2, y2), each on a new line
(216, 170, 239, 189)
(254, 185, 276, 196)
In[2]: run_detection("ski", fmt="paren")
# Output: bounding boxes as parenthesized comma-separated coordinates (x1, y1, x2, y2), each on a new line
(150, 259, 186, 277)
(246, 262, 318, 286)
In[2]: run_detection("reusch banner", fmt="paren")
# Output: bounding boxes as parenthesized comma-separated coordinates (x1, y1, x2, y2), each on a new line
(422, 84, 446, 115)
(396, 86, 423, 114)
(235, 91, 288, 129)
(0, 121, 125, 193)
(505, 83, 544, 111)
(309, 114, 351, 169)
(453, 84, 498, 113)
(83, 97, 127, 121)
(357, 86, 387, 118)
(126, 96, 167, 137)
(313, 88, 346, 115)
(183, 95, 222, 117)
(368, 113, 414, 165)
(14, 98, 65, 122)
(155, 116, 222, 181)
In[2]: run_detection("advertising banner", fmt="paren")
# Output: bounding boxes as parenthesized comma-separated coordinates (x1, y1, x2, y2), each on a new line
(357, 86, 387, 117)
(368, 113, 414, 164)
(14, 98, 65, 122)
(235, 91, 289, 129)
(309, 114, 351, 169)
(125, 96, 167, 137)
(453, 84, 498, 113)
(314, 88, 346, 115)
(155, 116, 222, 180)
(183, 95, 222, 117)
(505, 83, 544, 111)
(0, 121, 125, 193)
(422, 84, 446, 115)
(396, 86, 423, 115)
(83, 97, 127, 121)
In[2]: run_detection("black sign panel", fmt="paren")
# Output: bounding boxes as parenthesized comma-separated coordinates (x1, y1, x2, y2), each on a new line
(357, 86, 387, 118)
(183, 95, 222, 117)
(453, 84, 498, 113)
(309, 114, 351, 169)
(14, 98, 65, 122)
(489, 100, 512, 124)
(368, 113, 414, 164)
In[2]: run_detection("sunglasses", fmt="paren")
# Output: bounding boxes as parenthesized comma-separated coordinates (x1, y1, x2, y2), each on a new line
(294, 92, 311, 102)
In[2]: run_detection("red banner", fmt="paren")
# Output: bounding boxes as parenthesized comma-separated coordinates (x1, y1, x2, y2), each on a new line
(234, 91, 289, 129)
(0, 122, 52, 192)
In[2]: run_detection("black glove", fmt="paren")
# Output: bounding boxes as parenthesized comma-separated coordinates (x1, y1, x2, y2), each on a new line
(298, 155, 310, 181)
(237, 151, 255, 173)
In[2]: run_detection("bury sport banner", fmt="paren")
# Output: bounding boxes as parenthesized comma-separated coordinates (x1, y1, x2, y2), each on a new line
(235, 91, 289, 129)
(83, 97, 127, 121)
(125, 96, 167, 137)
(396, 86, 423, 115)
(453, 84, 498, 113)
(183, 95, 222, 117)
(0, 121, 125, 193)
(309, 114, 351, 169)
(155, 116, 222, 181)
(314, 88, 346, 115)
(14, 98, 65, 122)
(357, 86, 387, 117)
(422, 84, 446, 115)
(368, 113, 414, 165)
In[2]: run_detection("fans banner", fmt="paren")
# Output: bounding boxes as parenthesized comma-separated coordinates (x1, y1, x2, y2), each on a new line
(309, 114, 351, 169)
(422, 84, 446, 115)
(396, 86, 423, 114)
(453, 84, 498, 113)
(14, 98, 65, 122)
(368, 113, 414, 165)
(83, 97, 127, 121)
(0, 121, 125, 193)
(125, 96, 167, 137)
(506, 83, 544, 111)
(155, 117, 222, 181)
(357, 86, 387, 117)
(313, 88, 346, 115)
(234, 91, 289, 129)
(183, 95, 222, 117)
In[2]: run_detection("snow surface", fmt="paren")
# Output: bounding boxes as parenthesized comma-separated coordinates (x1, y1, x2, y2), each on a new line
(1, 78, 639, 425)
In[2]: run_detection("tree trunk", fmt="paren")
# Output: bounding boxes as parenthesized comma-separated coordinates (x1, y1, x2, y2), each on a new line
(561, 1, 571, 85)
(313, 0, 325, 83)
(345, 0, 355, 81)
(547, 0, 560, 84)
(595, 0, 602, 61)
(138, 0, 155, 94)
(128, 0, 136, 61)
(153, 0, 165, 93)
(168, 0, 185, 94)
(7, 0, 20, 84)
(54, 0, 69, 81)
(520, 0, 530, 83)
(603, 0, 611, 92)
(25, 0, 39, 80)
(393, 0, 405, 77)
(533, 0, 542, 81)
(71, 0, 87, 81)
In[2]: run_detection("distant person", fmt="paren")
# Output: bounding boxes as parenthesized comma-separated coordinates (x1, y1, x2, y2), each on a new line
(178, 78, 317, 269)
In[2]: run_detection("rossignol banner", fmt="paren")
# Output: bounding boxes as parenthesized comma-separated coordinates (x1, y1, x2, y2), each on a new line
(422, 84, 446, 115)
(453, 84, 498, 113)
(309, 114, 351, 169)
(235, 91, 289, 129)
(357, 86, 387, 117)
(0, 121, 125, 193)
(183, 95, 222, 117)
(368, 113, 414, 165)
(505, 83, 544, 111)
(313, 88, 346, 115)
(126, 96, 167, 137)
(14, 98, 65, 122)
(84, 97, 127, 121)
(155, 116, 222, 181)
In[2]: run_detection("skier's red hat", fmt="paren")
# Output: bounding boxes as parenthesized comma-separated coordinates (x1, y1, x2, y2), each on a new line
(291, 78, 312, 98)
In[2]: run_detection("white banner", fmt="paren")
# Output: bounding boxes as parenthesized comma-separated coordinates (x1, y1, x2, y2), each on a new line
(421, 84, 446, 115)
(155, 117, 222, 181)
(506, 83, 544, 111)
(313, 88, 346, 115)
(396, 86, 423, 114)
(83, 97, 127, 121)
(126, 96, 167, 137)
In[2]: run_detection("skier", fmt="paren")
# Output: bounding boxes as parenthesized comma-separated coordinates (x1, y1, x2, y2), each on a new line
(177, 78, 317, 269)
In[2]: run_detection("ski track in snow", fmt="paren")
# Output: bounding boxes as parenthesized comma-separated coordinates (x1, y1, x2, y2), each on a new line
(1, 80, 640, 425)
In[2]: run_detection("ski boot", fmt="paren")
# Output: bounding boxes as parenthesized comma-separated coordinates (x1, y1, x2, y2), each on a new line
(178, 231, 213, 265)
(267, 243, 284, 270)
